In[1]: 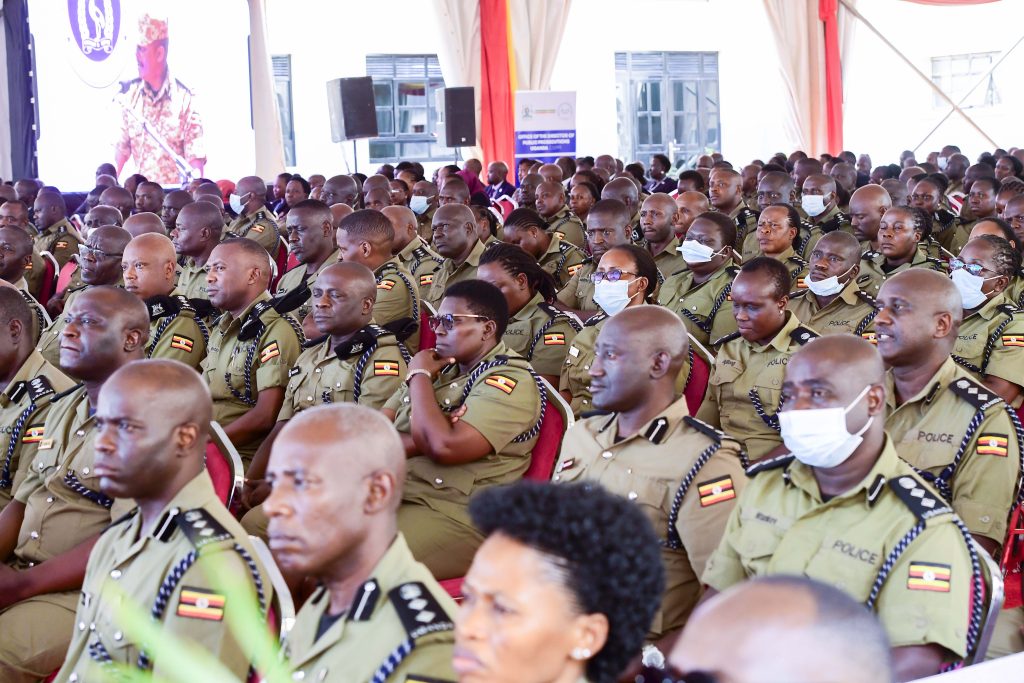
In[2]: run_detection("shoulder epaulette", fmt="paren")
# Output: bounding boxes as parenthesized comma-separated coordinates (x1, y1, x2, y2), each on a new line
(388, 582, 454, 640)
(948, 376, 1003, 410)
(537, 301, 564, 320)
(145, 294, 182, 320)
(997, 303, 1017, 318)
(238, 300, 275, 341)
(684, 415, 724, 442)
(855, 290, 877, 306)
(725, 265, 740, 276)
(334, 325, 383, 360)
(862, 250, 881, 261)
(584, 312, 608, 328)
(580, 409, 613, 419)
(935, 208, 956, 227)
(713, 331, 742, 346)
(25, 376, 55, 403)
(187, 297, 219, 320)
(888, 475, 952, 521)
(745, 453, 795, 477)
(788, 255, 808, 267)
(789, 325, 818, 346)
(557, 241, 574, 255)
(173, 78, 194, 95)
(102, 508, 139, 534)
(303, 333, 329, 349)
(737, 207, 758, 221)
(788, 289, 808, 299)
(925, 257, 946, 268)
(175, 508, 232, 549)
(50, 383, 84, 403)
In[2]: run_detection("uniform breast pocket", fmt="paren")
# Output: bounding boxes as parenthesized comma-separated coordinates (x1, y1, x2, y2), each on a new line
(29, 442, 61, 476)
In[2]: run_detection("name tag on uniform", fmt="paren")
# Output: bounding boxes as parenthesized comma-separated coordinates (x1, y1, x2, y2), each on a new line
(38, 438, 54, 450)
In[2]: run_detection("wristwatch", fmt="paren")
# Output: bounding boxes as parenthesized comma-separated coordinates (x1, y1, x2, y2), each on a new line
(404, 368, 433, 388)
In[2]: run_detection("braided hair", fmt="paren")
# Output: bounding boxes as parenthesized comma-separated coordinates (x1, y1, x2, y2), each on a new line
(901, 205, 934, 239)
(478, 242, 559, 303)
(970, 234, 1021, 277)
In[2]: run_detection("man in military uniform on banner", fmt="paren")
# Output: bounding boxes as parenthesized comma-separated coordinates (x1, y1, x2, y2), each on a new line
(114, 13, 206, 185)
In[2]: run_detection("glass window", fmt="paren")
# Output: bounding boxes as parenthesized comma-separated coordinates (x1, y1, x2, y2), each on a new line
(271, 55, 296, 167)
(931, 52, 1000, 109)
(365, 55, 454, 163)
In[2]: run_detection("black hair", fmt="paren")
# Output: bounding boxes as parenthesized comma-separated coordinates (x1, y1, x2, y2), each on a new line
(390, 178, 410, 193)
(1003, 155, 1024, 178)
(651, 153, 671, 171)
(471, 204, 498, 238)
(760, 162, 786, 174)
(624, 163, 646, 186)
(338, 209, 395, 244)
(469, 481, 664, 683)
(587, 199, 631, 230)
(897, 205, 933, 239)
(693, 210, 737, 249)
(572, 169, 605, 192)
(287, 176, 312, 196)
(972, 217, 1018, 251)
(677, 170, 706, 191)
(921, 173, 949, 194)
(479, 242, 559, 303)
(603, 244, 659, 302)
(971, 233, 1021, 276)
(0, 286, 32, 330)
(504, 207, 547, 233)
(740, 256, 792, 300)
(572, 181, 600, 204)
(444, 279, 510, 337)
(971, 176, 1002, 195)
(276, 172, 293, 181)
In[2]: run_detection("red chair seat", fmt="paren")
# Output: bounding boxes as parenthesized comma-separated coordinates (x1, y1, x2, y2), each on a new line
(683, 349, 712, 415)
(523, 396, 565, 481)
(35, 252, 59, 307)
(55, 259, 78, 298)
(440, 577, 465, 602)
(270, 239, 289, 290)
(419, 307, 436, 350)
(206, 440, 234, 506)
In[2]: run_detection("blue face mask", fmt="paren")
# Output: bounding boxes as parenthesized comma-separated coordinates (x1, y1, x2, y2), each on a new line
(410, 195, 430, 215)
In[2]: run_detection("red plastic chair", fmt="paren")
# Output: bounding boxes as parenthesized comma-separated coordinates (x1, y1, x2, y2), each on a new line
(683, 334, 714, 415)
(270, 238, 289, 291)
(55, 259, 78, 298)
(419, 301, 437, 350)
(35, 251, 59, 307)
(205, 421, 244, 510)
(285, 251, 300, 272)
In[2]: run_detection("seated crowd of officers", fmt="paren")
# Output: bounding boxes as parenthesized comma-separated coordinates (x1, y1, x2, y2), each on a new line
(0, 145, 1024, 683)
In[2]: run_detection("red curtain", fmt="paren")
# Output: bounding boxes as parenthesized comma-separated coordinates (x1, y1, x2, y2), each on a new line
(819, 0, 843, 154)
(479, 0, 514, 166)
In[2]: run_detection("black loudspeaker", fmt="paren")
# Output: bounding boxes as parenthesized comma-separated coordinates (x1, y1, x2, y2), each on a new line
(440, 87, 476, 147)
(326, 77, 378, 142)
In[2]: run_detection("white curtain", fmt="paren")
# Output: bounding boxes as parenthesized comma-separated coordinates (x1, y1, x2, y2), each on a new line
(247, 0, 286, 179)
(0, 7, 11, 181)
(431, 0, 484, 162)
(509, 0, 572, 90)
(839, 0, 858, 111)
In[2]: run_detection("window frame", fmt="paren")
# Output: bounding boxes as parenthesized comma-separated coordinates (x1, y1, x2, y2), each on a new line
(366, 54, 453, 164)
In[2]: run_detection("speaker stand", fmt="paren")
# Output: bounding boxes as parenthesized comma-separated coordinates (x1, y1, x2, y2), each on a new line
(352, 140, 359, 174)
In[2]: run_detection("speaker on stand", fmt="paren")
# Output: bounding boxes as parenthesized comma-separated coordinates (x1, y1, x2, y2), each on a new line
(435, 87, 476, 163)
(326, 76, 378, 173)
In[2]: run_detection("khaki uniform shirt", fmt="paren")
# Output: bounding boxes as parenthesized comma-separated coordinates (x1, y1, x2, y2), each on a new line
(386, 342, 542, 527)
(884, 357, 1021, 544)
(556, 399, 746, 637)
(545, 206, 586, 249)
(703, 439, 972, 657)
(279, 327, 408, 419)
(857, 247, 947, 297)
(0, 351, 75, 510)
(560, 315, 604, 417)
(555, 258, 598, 313)
(695, 313, 819, 460)
(538, 234, 586, 290)
(227, 209, 280, 255)
(374, 259, 421, 354)
(416, 206, 437, 243)
(145, 291, 209, 370)
(274, 249, 341, 324)
(786, 281, 878, 337)
(115, 73, 205, 185)
(285, 534, 456, 683)
(658, 266, 737, 350)
(424, 240, 487, 308)
(54, 474, 271, 682)
(765, 247, 809, 288)
(650, 236, 688, 282)
(953, 293, 1024, 404)
(175, 258, 213, 306)
(504, 293, 580, 378)
(12, 277, 50, 344)
(202, 292, 303, 460)
(33, 219, 84, 269)
(727, 204, 759, 250)
(395, 237, 443, 300)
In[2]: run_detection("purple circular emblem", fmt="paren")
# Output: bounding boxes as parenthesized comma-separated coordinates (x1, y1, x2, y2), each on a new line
(67, 0, 121, 62)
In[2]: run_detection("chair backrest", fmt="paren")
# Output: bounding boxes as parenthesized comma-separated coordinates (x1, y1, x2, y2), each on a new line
(419, 300, 437, 350)
(683, 333, 714, 415)
(967, 537, 1004, 665)
(439, 577, 465, 602)
(999, 502, 1024, 610)
(270, 238, 288, 290)
(206, 421, 244, 510)
(55, 258, 78, 298)
(524, 378, 575, 482)
(36, 251, 59, 307)
(285, 251, 300, 273)
(248, 535, 297, 639)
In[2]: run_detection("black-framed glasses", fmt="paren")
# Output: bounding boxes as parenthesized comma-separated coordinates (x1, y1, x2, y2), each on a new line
(78, 244, 123, 260)
(427, 313, 490, 331)
(949, 258, 987, 276)
(590, 268, 638, 284)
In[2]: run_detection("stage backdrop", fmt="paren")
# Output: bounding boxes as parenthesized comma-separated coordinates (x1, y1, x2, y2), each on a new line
(28, 0, 255, 189)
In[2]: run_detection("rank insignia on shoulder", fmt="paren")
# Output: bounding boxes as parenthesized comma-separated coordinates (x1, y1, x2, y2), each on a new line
(288, 366, 301, 378)
(55, 241, 68, 249)
(420, 274, 434, 286)
(745, 453, 794, 477)
(698, 475, 736, 507)
(567, 263, 583, 277)
(170, 335, 195, 353)
(976, 434, 1008, 457)
(544, 332, 566, 346)
(260, 341, 281, 363)
(374, 361, 400, 377)
(377, 279, 395, 291)
(1002, 335, 1024, 347)
(888, 476, 951, 520)
(789, 326, 818, 346)
(949, 377, 1001, 409)
(484, 374, 517, 394)
(389, 582, 454, 640)
(906, 562, 951, 592)
(176, 508, 232, 548)
(176, 586, 226, 620)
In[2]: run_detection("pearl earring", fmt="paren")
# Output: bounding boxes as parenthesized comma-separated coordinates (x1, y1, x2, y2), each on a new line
(571, 647, 592, 660)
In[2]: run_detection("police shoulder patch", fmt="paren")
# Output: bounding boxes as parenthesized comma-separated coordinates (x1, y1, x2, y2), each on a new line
(25, 376, 55, 403)
(948, 376, 1002, 410)
(176, 508, 232, 548)
(745, 453, 795, 477)
(789, 325, 819, 346)
(684, 415, 724, 443)
(584, 313, 609, 328)
(888, 475, 951, 521)
(388, 582, 454, 641)
(697, 475, 737, 507)
(907, 561, 952, 592)
(712, 331, 742, 346)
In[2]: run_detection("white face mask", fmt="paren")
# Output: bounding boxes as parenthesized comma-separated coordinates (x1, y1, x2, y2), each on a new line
(410, 195, 430, 215)
(801, 194, 827, 217)
(678, 239, 725, 264)
(951, 267, 996, 309)
(229, 193, 247, 214)
(938, 156, 949, 171)
(779, 385, 873, 468)
(593, 279, 639, 316)
(806, 264, 855, 297)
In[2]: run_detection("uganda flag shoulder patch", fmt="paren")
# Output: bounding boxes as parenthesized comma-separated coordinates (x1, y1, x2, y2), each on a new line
(861, 332, 877, 345)
(377, 279, 396, 291)
(22, 425, 45, 444)
(976, 433, 1008, 457)
(567, 264, 583, 277)
(55, 241, 68, 249)
(170, 335, 194, 353)
(544, 332, 566, 346)
(260, 341, 281, 363)
(484, 374, 517, 394)
(374, 360, 400, 377)
(249, 224, 265, 234)
(796, 277, 808, 289)
(176, 586, 226, 621)
(697, 475, 736, 507)
(907, 562, 951, 592)
(419, 274, 434, 287)
(1002, 334, 1024, 348)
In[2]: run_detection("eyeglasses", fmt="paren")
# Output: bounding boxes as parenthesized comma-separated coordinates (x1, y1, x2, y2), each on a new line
(78, 244, 123, 260)
(590, 268, 638, 284)
(427, 313, 490, 331)
(949, 258, 988, 276)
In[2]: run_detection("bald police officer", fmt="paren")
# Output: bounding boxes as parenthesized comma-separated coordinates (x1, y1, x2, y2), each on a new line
(423, 204, 487, 309)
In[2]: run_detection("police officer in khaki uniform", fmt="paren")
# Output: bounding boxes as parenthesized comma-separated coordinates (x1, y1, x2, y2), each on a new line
(273, 199, 340, 327)
(874, 269, 1021, 554)
(658, 212, 739, 350)
(601, 177, 643, 240)
(337, 210, 421, 353)
(37, 226, 131, 367)
(740, 172, 815, 262)
(557, 199, 634, 318)
(536, 181, 586, 249)
(54, 361, 272, 682)
(170, 201, 223, 317)
(696, 258, 819, 461)
(478, 243, 580, 387)
(31, 190, 83, 269)
(501, 208, 586, 290)
(910, 176, 962, 254)
(0, 287, 147, 682)
(640, 193, 687, 281)
(708, 169, 758, 250)
(201, 239, 303, 467)
(411, 180, 440, 241)
(0, 289, 75, 510)
(800, 174, 853, 247)
(556, 307, 745, 645)
(424, 204, 487, 309)
(240, 263, 409, 536)
(383, 205, 444, 299)
(383, 280, 542, 579)
(948, 236, 1024, 407)
(747, 205, 809, 287)
(703, 335, 980, 680)
(787, 231, 878, 338)
(227, 176, 280, 255)
(858, 206, 946, 297)
(266, 405, 456, 683)
(0, 227, 50, 343)
(0, 201, 50, 301)
(122, 233, 208, 370)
